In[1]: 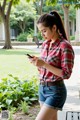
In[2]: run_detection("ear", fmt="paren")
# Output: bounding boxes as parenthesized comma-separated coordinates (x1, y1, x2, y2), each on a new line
(52, 25, 57, 31)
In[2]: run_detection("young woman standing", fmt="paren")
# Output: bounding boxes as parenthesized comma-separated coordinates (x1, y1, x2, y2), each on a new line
(28, 10, 74, 120)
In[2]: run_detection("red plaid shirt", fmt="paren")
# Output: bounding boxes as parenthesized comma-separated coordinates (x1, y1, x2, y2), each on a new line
(38, 38, 74, 82)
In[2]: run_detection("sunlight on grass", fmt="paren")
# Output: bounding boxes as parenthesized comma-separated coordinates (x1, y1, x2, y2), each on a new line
(0, 49, 39, 80)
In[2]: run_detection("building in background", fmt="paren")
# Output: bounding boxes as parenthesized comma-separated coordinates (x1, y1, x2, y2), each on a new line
(0, 23, 16, 41)
(75, 9, 80, 41)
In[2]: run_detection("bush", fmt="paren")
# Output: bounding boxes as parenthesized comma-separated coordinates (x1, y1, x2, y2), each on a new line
(17, 33, 27, 42)
(37, 32, 43, 41)
(28, 28, 34, 37)
(0, 74, 38, 111)
(28, 28, 43, 41)
(70, 36, 75, 41)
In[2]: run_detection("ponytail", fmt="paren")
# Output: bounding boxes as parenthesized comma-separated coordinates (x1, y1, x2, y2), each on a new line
(37, 10, 68, 40)
(50, 11, 68, 40)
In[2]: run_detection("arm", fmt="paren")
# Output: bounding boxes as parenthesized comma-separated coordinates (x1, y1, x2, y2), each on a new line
(30, 57, 62, 77)
(60, 43, 74, 79)
(43, 62, 62, 77)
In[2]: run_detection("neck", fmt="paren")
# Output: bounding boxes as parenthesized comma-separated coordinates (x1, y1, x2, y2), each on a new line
(51, 33, 59, 42)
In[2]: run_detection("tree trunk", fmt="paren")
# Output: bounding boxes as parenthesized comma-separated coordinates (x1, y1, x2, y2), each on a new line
(40, 0, 43, 15)
(34, 18, 37, 36)
(62, 4, 70, 41)
(3, 17, 12, 49)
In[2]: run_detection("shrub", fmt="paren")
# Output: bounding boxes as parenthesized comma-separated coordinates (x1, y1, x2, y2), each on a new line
(19, 101, 29, 114)
(0, 74, 38, 111)
(70, 36, 75, 41)
(17, 33, 27, 42)
(28, 28, 43, 41)
(28, 28, 34, 37)
(37, 32, 43, 41)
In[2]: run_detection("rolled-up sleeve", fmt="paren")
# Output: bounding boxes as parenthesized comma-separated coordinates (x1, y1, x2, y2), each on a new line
(61, 43, 74, 79)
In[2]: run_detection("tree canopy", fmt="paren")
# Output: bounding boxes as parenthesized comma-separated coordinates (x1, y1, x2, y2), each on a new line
(10, 0, 36, 33)
(0, 0, 33, 49)
(0, 0, 79, 49)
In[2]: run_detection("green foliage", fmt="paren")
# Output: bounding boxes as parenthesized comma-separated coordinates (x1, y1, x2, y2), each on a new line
(19, 101, 29, 114)
(46, 0, 57, 6)
(17, 32, 27, 41)
(70, 35, 75, 40)
(10, 0, 36, 33)
(0, 74, 38, 111)
(69, 5, 76, 20)
(26, 0, 31, 2)
(27, 28, 34, 38)
(27, 27, 43, 40)
(37, 32, 43, 41)
(45, 0, 80, 8)
(13, 0, 20, 5)
(9, 111, 14, 120)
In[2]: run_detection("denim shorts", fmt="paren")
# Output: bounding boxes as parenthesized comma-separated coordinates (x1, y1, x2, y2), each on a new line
(38, 82, 67, 110)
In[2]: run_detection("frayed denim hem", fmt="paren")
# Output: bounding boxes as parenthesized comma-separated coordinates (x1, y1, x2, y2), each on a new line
(39, 100, 62, 111)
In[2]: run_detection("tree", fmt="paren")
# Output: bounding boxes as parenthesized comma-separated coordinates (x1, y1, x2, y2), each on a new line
(34, 0, 44, 15)
(10, 1, 36, 33)
(0, 0, 30, 49)
(46, 0, 80, 40)
(33, 0, 79, 40)
(62, 3, 70, 40)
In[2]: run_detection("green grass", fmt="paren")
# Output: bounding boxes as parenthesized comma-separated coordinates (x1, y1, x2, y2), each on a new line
(0, 49, 39, 80)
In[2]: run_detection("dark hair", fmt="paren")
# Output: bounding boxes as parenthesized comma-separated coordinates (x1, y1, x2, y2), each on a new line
(37, 10, 67, 40)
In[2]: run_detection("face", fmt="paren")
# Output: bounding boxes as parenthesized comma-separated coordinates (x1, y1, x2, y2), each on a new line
(37, 23, 56, 41)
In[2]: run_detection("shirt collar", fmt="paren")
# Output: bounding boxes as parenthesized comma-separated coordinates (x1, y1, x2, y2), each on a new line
(45, 38, 61, 47)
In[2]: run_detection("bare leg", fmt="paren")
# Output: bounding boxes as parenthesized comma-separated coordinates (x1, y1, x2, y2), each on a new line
(51, 112, 57, 120)
(35, 104, 57, 120)
(39, 102, 43, 108)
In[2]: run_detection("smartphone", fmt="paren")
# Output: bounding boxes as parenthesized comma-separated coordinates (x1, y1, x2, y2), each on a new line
(25, 54, 33, 58)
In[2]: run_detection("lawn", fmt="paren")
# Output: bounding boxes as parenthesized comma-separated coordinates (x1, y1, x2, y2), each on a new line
(0, 48, 39, 80)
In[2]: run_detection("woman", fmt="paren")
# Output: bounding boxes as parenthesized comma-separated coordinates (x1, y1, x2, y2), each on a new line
(28, 11, 74, 120)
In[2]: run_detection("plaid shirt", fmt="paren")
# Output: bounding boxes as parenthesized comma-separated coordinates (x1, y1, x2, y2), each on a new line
(38, 38, 74, 82)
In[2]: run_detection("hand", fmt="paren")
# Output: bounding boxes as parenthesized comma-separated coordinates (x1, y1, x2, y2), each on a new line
(29, 56, 45, 67)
